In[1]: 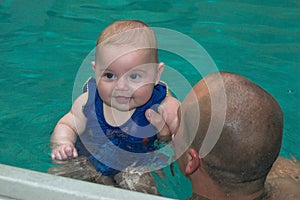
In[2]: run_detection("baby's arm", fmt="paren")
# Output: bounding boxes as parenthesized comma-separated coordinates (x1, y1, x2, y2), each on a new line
(50, 93, 87, 161)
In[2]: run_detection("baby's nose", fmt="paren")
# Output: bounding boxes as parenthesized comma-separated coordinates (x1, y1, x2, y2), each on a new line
(115, 77, 129, 90)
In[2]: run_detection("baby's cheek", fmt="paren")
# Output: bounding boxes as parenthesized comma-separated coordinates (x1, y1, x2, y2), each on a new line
(134, 87, 153, 102)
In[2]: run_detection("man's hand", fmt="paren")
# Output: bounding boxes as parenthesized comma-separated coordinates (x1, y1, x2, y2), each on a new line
(145, 96, 180, 142)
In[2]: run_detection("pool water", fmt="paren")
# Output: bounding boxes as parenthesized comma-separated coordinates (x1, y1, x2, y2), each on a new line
(0, 0, 299, 199)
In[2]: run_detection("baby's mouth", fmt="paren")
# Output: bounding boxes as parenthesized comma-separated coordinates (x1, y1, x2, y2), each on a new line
(114, 96, 132, 104)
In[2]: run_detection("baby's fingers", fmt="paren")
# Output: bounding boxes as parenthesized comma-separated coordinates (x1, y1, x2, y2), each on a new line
(58, 147, 69, 160)
(65, 146, 73, 157)
(73, 148, 78, 158)
(51, 144, 76, 161)
(65, 146, 78, 158)
(51, 150, 63, 161)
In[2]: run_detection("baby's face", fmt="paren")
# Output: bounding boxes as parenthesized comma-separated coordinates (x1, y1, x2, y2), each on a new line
(95, 50, 161, 111)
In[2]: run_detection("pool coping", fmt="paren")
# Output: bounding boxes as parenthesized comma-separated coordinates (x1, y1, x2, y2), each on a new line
(0, 164, 174, 200)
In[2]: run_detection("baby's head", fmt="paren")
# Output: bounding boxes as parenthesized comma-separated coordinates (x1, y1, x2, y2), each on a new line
(95, 20, 158, 67)
(97, 20, 158, 60)
(92, 20, 164, 111)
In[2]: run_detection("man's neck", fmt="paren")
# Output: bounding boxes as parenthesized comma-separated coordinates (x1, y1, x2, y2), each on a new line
(190, 169, 265, 200)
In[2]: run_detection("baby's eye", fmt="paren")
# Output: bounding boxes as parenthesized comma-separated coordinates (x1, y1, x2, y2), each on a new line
(103, 73, 116, 79)
(129, 73, 141, 80)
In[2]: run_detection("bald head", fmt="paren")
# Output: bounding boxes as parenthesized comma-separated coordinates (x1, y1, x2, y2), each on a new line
(182, 72, 283, 193)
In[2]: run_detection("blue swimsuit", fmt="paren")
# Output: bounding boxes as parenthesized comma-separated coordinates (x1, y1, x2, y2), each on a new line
(75, 78, 167, 176)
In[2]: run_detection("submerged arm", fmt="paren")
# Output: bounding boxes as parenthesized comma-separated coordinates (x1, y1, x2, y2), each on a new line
(50, 93, 87, 161)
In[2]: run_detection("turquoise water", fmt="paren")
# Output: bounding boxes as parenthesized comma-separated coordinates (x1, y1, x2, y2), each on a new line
(0, 0, 299, 199)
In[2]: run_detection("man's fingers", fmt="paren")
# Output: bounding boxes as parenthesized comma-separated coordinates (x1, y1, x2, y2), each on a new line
(145, 109, 165, 131)
(157, 125, 172, 143)
(169, 106, 181, 135)
(146, 108, 171, 143)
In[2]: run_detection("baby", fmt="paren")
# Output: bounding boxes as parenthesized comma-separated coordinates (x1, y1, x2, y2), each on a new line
(50, 20, 179, 184)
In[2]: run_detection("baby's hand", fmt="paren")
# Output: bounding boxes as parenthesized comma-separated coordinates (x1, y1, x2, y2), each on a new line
(51, 143, 78, 162)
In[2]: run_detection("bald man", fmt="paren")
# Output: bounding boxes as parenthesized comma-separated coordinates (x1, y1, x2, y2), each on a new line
(171, 72, 299, 200)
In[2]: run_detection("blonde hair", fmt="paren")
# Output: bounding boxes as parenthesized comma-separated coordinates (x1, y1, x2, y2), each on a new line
(96, 20, 158, 62)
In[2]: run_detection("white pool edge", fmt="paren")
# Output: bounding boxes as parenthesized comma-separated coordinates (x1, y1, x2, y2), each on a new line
(0, 164, 174, 200)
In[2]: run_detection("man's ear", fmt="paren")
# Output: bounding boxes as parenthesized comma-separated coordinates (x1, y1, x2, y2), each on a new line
(185, 148, 200, 175)
(91, 61, 96, 72)
(155, 62, 164, 85)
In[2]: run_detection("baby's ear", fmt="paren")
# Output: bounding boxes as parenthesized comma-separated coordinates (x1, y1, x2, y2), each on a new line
(91, 61, 96, 72)
(185, 148, 200, 175)
(155, 62, 164, 85)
